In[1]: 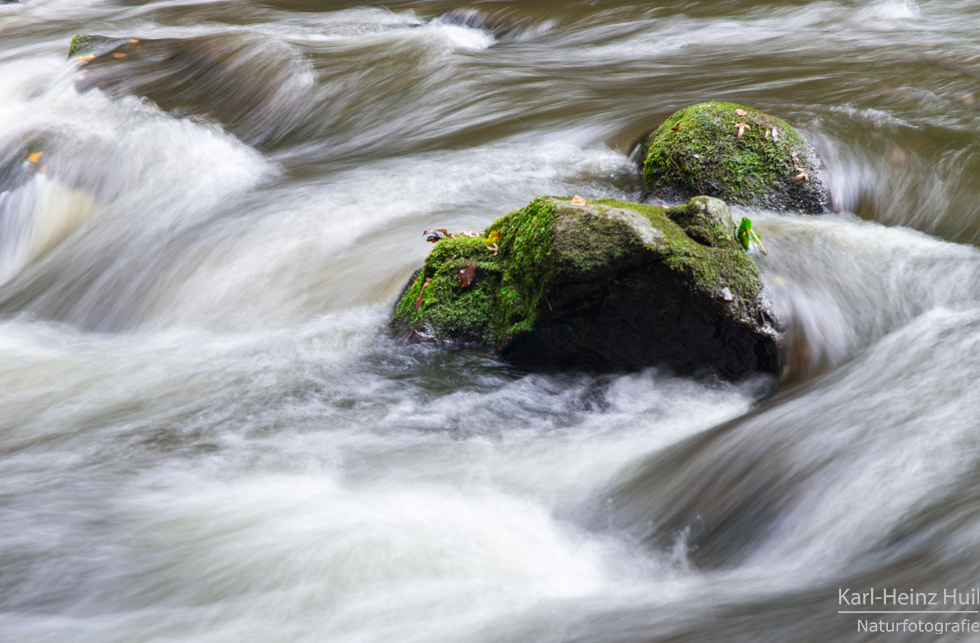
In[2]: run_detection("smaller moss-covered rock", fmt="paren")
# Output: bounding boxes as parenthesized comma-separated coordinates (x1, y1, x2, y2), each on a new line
(68, 34, 125, 58)
(641, 102, 828, 213)
(392, 196, 780, 379)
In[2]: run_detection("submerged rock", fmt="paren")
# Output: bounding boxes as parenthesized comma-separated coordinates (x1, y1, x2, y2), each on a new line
(639, 102, 828, 213)
(429, 8, 518, 38)
(66, 34, 303, 145)
(392, 196, 780, 379)
(67, 34, 127, 58)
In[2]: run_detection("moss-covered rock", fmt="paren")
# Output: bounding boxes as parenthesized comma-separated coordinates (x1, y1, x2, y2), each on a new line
(67, 34, 126, 58)
(641, 102, 828, 213)
(392, 196, 780, 379)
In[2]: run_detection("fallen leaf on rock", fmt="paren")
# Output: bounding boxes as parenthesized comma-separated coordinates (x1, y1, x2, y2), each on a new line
(414, 278, 432, 311)
(570, 195, 587, 206)
(459, 262, 476, 288)
(659, 205, 669, 209)
(734, 122, 751, 139)
(486, 243, 499, 256)
(791, 167, 808, 183)
(671, 124, 680, 131)
(765, 129, 770, 139)
(483, 229, 500, 243)
(772, 128, 779, 142)
(735, 108, 747, 116)
(27, 151, 44, 164)
(424, 229, 446, 242)
(721, 287, 734, 302)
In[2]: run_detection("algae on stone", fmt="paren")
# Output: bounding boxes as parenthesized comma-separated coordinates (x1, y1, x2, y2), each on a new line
(641, 102, 828, 213)
(68, 34, 125, 58)
(392, 196, 780, 379)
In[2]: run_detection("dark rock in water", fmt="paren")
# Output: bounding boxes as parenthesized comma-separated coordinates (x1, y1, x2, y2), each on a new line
(639, 102, 829, 213)
(0, 143, 40, 195)
(429, 7, 518, 39)
(68, 34, 127, 58)
(67, 34, 302, 144)
(392, 196, 780, 380)
(431, 8, 494, 29)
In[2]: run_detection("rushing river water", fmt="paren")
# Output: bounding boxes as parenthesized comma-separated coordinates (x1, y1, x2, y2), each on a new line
(3, 0, 980, 641)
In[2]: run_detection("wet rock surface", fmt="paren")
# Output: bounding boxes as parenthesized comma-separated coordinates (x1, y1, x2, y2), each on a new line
(640, 102, 829, 213)
(393, 196, 781, 379)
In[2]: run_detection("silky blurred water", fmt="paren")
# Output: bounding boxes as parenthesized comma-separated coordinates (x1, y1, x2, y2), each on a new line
(3, 0, 980, 641)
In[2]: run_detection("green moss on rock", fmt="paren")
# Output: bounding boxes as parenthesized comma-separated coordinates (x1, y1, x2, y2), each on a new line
(641, 102, 828, 213)
(68, 34, 124, 58)
(392, 196, 780, 379)
(392, 235, 503, 343)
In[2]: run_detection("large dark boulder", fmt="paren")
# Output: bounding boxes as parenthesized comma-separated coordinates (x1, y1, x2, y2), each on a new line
(640, 102, 829, 213)
(392, 196, 780, 379)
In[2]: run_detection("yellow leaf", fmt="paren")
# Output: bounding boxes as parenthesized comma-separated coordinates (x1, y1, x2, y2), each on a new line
(27, 152, 44, 163)
(483, 229, 500, 243)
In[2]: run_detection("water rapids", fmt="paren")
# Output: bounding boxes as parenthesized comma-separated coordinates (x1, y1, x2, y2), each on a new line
(3, 0, 980, 641)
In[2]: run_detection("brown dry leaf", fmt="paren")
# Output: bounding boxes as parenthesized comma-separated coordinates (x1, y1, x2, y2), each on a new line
(764, 129, 770, 139)
(27, 151, 44, 164)
(129, 39, 139, 43)
(658, 205, 669, 210)
(772, 128, 779, 142)
(486, 243, 499, 256)
(424, 229, 446, 243)
(791, 168, 808, 183)
(112, 53, 127, 59)
(671, 124, 680, 131)
(414, 278, 432, 311)
(734, 123, 751, 139)
(458, 262, 476, 288)
(735, 108, 747, 116)
(570, 195, 587, 206)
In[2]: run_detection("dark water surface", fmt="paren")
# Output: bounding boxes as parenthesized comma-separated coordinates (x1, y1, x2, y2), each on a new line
(3, 0, 980, 641)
